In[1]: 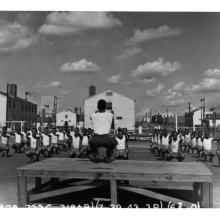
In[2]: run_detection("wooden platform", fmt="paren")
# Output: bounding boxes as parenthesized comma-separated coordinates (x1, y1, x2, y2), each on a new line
(17, 158, 213, 207)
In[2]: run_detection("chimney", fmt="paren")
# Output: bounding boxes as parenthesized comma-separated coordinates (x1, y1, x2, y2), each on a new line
(188, 102, 191, 113)
(7, 84, 17, 97)
(89, 85, 96, 97)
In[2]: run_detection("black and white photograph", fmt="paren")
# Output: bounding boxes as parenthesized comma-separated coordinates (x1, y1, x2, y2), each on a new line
(1, 1, 220, 211)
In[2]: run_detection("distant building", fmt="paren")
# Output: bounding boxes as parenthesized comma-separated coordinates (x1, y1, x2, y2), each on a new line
(56, 110, 77, 127)
(84, 89, 135, 130)
(185, 108, 212, 127)
(40, 96, 57, 122)
(0, 84, 37, 128)
(89, 85, 96, 97)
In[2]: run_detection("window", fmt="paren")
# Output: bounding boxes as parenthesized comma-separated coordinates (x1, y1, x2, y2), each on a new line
(106, 91, 113, 96)
(29, 105, 31, 112)
(106, 102, 112, 110)
(65, 115, 68, 118)
(21, 103, 23, 111)
(116, 116, 122, 120)
(25, 105, 27, 111)
(8, 100, 11, 108)
(13, 101, 16, 109)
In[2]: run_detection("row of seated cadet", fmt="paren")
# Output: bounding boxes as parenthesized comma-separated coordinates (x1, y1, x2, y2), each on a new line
(0, 126, 129, 162)
(150, 127, 220, 165)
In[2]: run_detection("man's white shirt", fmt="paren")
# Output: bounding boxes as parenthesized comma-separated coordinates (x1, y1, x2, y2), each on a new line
(90, 111, 113, 135)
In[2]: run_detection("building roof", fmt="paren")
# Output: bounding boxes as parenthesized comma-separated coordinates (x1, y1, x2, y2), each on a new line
(85, 89, 135, 102)
(57, 110, 75, 115)
(0, 91, 37, 106)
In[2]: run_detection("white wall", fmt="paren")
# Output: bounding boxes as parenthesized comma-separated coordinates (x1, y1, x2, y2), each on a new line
(84, 90, 135, 130)
(0, 94, 7, 127)
(56, 111, 76, 127)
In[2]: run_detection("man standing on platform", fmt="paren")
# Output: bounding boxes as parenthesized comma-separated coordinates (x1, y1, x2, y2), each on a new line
(89, 99, 116, 163)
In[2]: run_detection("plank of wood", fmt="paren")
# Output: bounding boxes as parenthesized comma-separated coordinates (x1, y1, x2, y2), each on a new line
(17, 158, 213, 183)
(119, 186, 194, 208)
(17, 175, 28, 207)
(29, 183, 104, 202)
(130, 181, 193, 190)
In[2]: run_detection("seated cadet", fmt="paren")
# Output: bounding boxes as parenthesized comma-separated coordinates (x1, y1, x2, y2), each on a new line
(216, 137, 220, 166)
(63, 128, 70, 151)
(39, 128, 51, 158)
(190, 131, 198, 157)
(155, 129, 163, 156)
(184, 128, 192, 153)
(56, 128, 65, 151)
(195, 130, 204, 158)
(79, 128, 89, 158)
(69, 128, 82, 158)
(12, 129, 24, 153)
(166, 131, 185, 162)
(200, 131, 216, 162)
(0, 127, 10, 157)
(21, 129, 28, 151)
(115, 129, 128, 160)
(89, 99, 117, 163)
(26, 130, 39, 162)
(150, 129, 158, 153)
(160, 129, 171, 160)
(122, 127, 129, 149)
(49, 129, 59, 154)
(178, 129, 185, 152)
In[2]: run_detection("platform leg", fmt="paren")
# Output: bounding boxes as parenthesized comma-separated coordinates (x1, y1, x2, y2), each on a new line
(17, 175, 28, 207)
(110, 179, 117, 205)
(201, 182, 213, 208)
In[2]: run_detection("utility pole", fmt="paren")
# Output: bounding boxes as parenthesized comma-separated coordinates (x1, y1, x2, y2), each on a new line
(188, 102, 191, 113)
(200, 98, 205, 133)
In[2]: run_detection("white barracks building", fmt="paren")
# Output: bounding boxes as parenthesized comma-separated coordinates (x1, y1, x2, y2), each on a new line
(84, 89, 135, 130)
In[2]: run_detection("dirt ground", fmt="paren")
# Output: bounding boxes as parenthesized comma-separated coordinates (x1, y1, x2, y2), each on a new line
(0, 141, 220, 208)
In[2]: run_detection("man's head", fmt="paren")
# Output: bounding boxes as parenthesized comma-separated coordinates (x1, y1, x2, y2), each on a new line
(97, 99, 106, 112)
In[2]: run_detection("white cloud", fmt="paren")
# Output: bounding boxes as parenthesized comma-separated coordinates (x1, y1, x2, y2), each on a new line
(131, 58, 181, 78)
(36, 81, 62, 89)
(204, 68, 220, 78)
(172, 81, 186, 92)
(107, 73, 121, 84)
(60, 59, 100, 72)
(38, 12, 121, 35)
(189, 78, 220, 93)
(116, 47, 141, 59)
(146, 83, 164, 96)
(134, 78, 155, 85)
(164, 98, 185, 107)
(126, 25, 182, 45)
(0, 20, 38, 52)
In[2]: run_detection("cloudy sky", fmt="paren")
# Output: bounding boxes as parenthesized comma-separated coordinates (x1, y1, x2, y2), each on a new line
(1, 11, 220, 116)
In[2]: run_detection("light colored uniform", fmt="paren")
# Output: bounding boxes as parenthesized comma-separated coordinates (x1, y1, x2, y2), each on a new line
(0, 136, 9, 146)
(184, 133, 191, 144)
(170, 139, 180, 153)
(197, 137, 203, 149)
(29, 136, 37, 149)
(82, 136, 89, 146)
(21, 132, 27, 142)
(116, 136, 126, 151)
(56, 132, 64, 141)
(72, 136, 80, 150)
(50, 133, 58, 144)
(162, 134, 170, 148)
(191, 137, 197, 148)
(15, 133, 22, 144)
(41, 134, 50, 146)
(203, 138, 213, 151)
